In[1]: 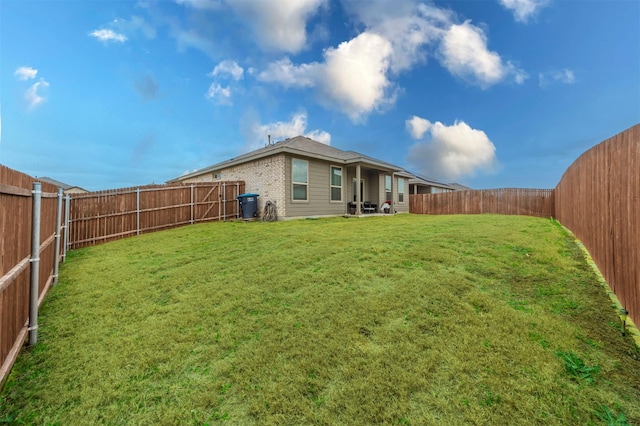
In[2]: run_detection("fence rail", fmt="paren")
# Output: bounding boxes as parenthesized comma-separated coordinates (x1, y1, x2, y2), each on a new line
(0, 164, 245, 388)
(67, 181, 245, 249)
(409, 124, 639, 327)
(409, 188, 555, 217)
(0, 165, 62, 388)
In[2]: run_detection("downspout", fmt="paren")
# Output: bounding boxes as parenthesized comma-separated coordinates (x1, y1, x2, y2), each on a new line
(356, 164, 361, 216)
(391, 172, 396, 214)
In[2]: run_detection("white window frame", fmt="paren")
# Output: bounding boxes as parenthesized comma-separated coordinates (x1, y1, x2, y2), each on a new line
(398, 178, 405, 203)
(292, 158, 309, 202)
(330, 165, 342, 202)
(385, 175, 392, 202)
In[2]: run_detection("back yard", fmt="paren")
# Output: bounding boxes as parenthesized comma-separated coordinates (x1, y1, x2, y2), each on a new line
(1, 214, 638, 424)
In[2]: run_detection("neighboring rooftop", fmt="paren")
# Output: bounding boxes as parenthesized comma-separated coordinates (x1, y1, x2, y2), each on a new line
(448, 183, 473, 191)
(37, 176, 88, 193)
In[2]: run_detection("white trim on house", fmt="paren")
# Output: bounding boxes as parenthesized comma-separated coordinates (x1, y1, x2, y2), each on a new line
(292, 158, 309, 202)
(330, 165, 343, 203)
(398, 177, 406, 204)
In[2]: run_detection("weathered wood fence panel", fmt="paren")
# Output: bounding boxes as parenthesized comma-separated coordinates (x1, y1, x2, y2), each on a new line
(67, 181, 245, 249)
(0, 165, 61, 387)
(1, 166, 245, 387)
(555, 124, 639, 327)
(410, 188, 555, 218)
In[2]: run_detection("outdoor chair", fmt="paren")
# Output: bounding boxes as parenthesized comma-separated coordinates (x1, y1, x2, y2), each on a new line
(363, 201, 377, 214)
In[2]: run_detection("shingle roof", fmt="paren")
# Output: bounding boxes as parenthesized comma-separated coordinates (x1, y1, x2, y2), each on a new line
(36, 176, 87, 191)
(406, 172, 457, 190)
(170, 135, 404, 182)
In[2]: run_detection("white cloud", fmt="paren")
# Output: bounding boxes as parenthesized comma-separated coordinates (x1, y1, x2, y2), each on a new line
(319, 32, 394, 121)
(174, 28, 216, 56)
(406, 115, 432, 139)
(205, 83, 232, 104)
(227, 0, 326, 53)
(258, 57, 317, 88)
(209, 60, 244, 81)
(499, 0, 549, 23)
(343, 1, 449, 74)
(14, 66, 38, 81)
(438, 21, 527, 88)
(258, 3, 526, 120)
(259, 32, 394, 122)
(305, 129, 332, 145)
(112, 16, 157, 39)
(25, 78, 50, 110)
(539, 68, 575, 87)
(90, 29, 128, 43)
(205, 60, 244, 104)
(406, 117, 497, 180)
(243, 111, 331, 151)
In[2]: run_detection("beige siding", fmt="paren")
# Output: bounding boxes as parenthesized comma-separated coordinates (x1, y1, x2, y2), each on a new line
(182, 154, 286, 218)
(395, 176, 409, 213)
(285, 156, 347, 218)
(344, 168, 384, 209)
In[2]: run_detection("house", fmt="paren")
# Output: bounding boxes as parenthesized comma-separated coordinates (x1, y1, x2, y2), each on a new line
(36, 176, 89, 194)
(408, 174, 458, 195)
(448, 182, 472, 191)
(169, 135, 425, 220)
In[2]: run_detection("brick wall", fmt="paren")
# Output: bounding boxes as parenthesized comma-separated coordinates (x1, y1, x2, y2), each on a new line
(221, 154, 286, 218)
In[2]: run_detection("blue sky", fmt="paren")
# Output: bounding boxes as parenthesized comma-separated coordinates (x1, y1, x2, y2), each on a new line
(1, 0, 638, 191)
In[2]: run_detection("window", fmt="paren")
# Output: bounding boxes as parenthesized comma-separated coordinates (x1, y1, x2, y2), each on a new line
(385, 175, 392, 202)
(398, 178, 405, 203)
(213, 173, 221, 179)
(292, 158, 308, 201)
(330, 166, 342, 202)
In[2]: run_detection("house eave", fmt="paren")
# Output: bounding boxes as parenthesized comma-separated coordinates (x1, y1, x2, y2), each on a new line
(169, 145, 404, 183)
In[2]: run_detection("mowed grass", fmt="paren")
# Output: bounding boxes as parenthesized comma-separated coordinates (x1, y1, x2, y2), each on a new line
(1, 214, 639, 425)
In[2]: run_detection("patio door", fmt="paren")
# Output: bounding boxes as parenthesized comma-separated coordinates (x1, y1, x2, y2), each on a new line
(353, 179, 365, 203)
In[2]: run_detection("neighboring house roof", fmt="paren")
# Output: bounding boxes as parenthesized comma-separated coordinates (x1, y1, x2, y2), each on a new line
(169, 135, 405, 182)
(406, 172, 457, 190)
(37, 176, 89, 193)
(448, 182, 473, 191)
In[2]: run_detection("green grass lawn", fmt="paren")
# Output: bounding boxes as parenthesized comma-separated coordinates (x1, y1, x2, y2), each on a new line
(1, 214, 639, 425)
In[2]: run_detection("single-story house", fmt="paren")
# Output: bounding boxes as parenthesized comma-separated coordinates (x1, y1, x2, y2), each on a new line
(168, 135, 455, 220)
(408, 174, 458, 195)
(36, 176, 89, 194)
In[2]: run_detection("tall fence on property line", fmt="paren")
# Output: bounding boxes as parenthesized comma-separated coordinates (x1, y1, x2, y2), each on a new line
(555, 124, 639, 327)
(409, 188, 555, 218)
(409, 124, 640, 327)
(67, 181, 245, 249)
(1, 164, 245, 387)
(0, 165, 63, 388)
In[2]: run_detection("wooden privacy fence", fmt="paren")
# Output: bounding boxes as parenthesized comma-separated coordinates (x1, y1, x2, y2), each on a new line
(410, 188, 555, 218)
(67, 181, 245, 249)
(409, 124, 639, 327)
(0, 165, 64, 388)
(555, 124, 639, 327)
(1, 167, 245, 387)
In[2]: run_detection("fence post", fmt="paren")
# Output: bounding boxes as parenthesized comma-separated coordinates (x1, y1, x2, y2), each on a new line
(190, 184, 194, 225)
(222, 182, 226, 221)
(29, 182, 42, 346)
(136, 188, 141, 236)
(235, 182, 239, 219)
(63, 194, 70, 259)
(53, 188, 63, 285)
